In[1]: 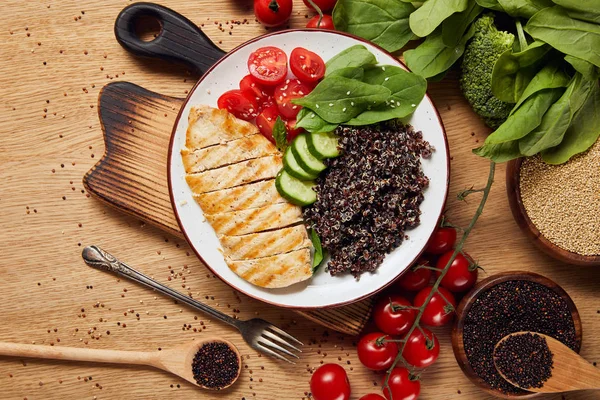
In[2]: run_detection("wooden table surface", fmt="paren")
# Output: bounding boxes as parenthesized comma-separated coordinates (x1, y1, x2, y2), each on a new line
(1, 1, 599, 399)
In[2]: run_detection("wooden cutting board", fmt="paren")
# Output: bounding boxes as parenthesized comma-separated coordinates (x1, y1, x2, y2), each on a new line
(82, 80, 373, 335)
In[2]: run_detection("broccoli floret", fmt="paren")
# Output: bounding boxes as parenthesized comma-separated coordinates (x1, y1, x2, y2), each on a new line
(460, 14, 515, 129)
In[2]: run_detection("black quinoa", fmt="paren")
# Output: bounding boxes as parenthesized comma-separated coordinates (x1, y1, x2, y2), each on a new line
(463, 280, 577, 395)
(191, 341, 239, 389)
(304, 121, 432, 276)
(494, 333, 554, 389)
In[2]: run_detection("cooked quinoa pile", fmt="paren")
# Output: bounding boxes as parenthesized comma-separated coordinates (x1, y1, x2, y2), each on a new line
(304, 121, 433, 277)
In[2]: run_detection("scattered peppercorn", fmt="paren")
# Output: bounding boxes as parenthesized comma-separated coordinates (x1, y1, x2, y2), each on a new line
(191, 342, 239, 389)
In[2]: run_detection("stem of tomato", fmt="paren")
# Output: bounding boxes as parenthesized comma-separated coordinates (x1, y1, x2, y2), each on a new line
(382, 161, 496, 399)
(304, 0, 324, 27)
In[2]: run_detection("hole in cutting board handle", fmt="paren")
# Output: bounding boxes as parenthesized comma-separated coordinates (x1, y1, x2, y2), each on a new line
(134, 14, 163, 42)
(114, 2, 226, 75)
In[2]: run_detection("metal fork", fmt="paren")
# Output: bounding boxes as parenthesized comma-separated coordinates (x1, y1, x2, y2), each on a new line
(81, 245, 303, 363)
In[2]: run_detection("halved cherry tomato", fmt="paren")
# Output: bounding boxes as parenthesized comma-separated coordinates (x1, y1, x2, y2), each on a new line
(310, 363, 351, 400)
(397, 257, 432, 292)
(413, 286, 456, 327)
(254, 0, 293, 27)
(217, 90, 258, 121)
(373, 295, 416, 336)
(248, 46, 288, 86)
(306, 14, 335, 29)
(436, 251, 478, 293)
(425, 227, 457, 254)
(284, 118, 303, 142)
(274, 78, 312, 119)
(402, 328, 439, 368)
(382, 368, 421, 400)
(255, 105, 280, 143)
(290, 47, 326, 83)
(357, 332, 398, 371)
(239, 74, 273, 110)
(303, 0, 337, 12)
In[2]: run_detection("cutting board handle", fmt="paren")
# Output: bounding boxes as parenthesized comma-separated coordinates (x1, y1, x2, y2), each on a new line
(114, 2, 226, 74)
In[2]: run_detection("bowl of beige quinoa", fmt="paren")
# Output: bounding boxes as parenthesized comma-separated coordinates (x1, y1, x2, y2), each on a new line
(506, 138, 600, 266)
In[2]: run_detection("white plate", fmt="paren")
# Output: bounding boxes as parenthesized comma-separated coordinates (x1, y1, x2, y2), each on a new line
(168, 30, 449, 309)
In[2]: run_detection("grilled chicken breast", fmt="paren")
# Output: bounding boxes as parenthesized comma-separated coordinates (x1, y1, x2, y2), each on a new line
(181, 105, 313, 288)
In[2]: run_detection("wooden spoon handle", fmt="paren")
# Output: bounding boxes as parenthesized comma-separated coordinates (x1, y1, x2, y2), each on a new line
(0, 342, 156, 367)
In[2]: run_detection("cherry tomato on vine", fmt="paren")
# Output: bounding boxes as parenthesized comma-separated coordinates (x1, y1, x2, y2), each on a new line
(255, 105, 280, 143)
(360, 394, 386, 400)
(310, 363, 351, 400)
(436, 251, 478, 293)
(397, 257, 432, 292)
(382, 368, 421, 400)
(373, 295, 416, 336)
(248, 47, 288, 86)
(303, 0, 338, 12)
(217, 90, 258, 121)
(306, 14, 335, 29)
(413, 286, 456, 327)
(274, 78, 312, 119)
(402, 328, 439, 368)
(357, 332, 398, 371)
(425, 227, 457, 254)
(290, 47, 326, 83)
(254, 0, 293, 27)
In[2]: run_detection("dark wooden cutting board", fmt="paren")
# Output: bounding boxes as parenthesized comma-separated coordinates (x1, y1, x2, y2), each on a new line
(83, 81, 372, 335)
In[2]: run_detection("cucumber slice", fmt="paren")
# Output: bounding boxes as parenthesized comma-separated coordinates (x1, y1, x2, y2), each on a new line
(283, 146, 317, 181)
(307, 131, 340, 159)
(291, 134, 326, 175)
(275, 169, 317, 206)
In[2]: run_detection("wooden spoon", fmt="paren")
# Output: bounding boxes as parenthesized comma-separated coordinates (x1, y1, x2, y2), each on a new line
(494, 332, 600, 393)
(0, 338, 241, 390)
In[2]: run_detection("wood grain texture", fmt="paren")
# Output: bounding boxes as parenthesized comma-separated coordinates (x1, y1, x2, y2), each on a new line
(1, 1, 600, 399)
(83, 81, 373, 334)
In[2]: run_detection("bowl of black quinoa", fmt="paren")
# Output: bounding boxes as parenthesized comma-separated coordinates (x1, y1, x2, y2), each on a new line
(451, 271, 582, 399)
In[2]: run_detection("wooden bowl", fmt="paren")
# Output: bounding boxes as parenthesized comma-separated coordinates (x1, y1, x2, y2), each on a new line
(506, 158, 600, 266)
(451, 271, 582, 399)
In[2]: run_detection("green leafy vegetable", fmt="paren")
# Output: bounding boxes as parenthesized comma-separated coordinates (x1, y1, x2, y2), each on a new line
(475, 0, 505, 11)
(328, 66, 366, 80)
(332, 0, 415, 52)
(473, 140, 522, 161)
(525, 6, 600, 68)
(272, 116, 288, 152)
(442, 0, 484, 47)
(295, 108, 339, 133)
(293, 76, 392, 123)
(542, 82, 600, 163)
(551, 0, 600, 24)
(345, 65, 427, 124)
(409, 0, 470, 38)
(510, 62, 571, 112)
(497, 0, 553, 18)
(564, 55, 600, 81)
(325, 45, 377, 76)
(310, 229, 325, 272)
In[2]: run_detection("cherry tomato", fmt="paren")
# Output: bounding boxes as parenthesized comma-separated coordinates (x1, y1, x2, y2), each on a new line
(360, 394, 386, 400)
(397, 257, 432, 292)
(402, 328, 439, 368)
(436, 251, 478, 293)
(382, 368, 421, 400)
(248, 47, 288, 86)
(239, 74, 274, 109)
(357, 332, 398, 371)
(254, 0, 293, 27)
(255, 105, 280, 143)
(310, 363, 351, 400)
(413, 286, 456, 327)
(306, 14, 335, 29)
(425, 227, 457, 254)
(284, 118, 303, 142)
(373, 295, 416, 336)
(217, 89, 258, 121)
(274, 78, 312, 119)
(303, 0, 337, 12)
(290, 47, 326, 83)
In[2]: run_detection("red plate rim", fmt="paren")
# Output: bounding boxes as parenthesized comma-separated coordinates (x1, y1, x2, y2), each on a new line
(167, 28, 451, 310)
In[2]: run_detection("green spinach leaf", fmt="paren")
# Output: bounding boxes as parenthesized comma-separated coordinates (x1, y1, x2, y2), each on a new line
(293, 76, 391, 123)
(475, 0, 505, 11)
(525, 6, 600, 68)
(542, 81, 600, 163)
(510, 62, 570, 113)
(325, 45, 377, 76)
(409, 0, 470, 38)
(497, 0, 553, 18)
(442, 0, 483, 47)
(310, 229, 325, 272)
(565, 55, 600, 81)
(473, 140, 523, 162)
(272, 117, 288, 152)
(491, 41, 551, 103)
(328, 66, 366, 80)
(332, 0, 415, 52)
(551, 0, 600, 23)
(345, 65, 427, 124)
(295, 108, 339, 133)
